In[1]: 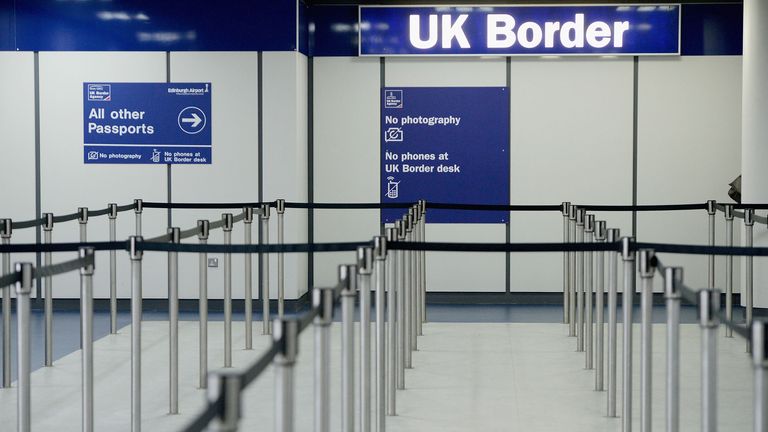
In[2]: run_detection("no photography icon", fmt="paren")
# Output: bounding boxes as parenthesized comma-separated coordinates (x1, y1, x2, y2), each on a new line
(178, 106, 207, 134)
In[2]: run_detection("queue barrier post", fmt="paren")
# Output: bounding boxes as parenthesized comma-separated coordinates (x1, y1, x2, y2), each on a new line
(129, 236, 143, 432)
(576, 208, 585, 352)
(80, 247, 95, 432)
(277, 199, 286, 317)
(638, 249, 655, 432)
(706, 200, 716, 289)
(222, 213, 233, 367)
(358, 246, 374, 432)
(664, 267, 683, 432)
(15, 262, 33, 432)
(168, 227, 181, 414)
(562, 202, 571, 325)
(746, 209, 755, 353)
(395, 220, 406, 388)
(339, 265, 357, 432)
(313, 286, 334, 432)
(751, 320, 768, 432)
(274, 317, 299, 432)
(724, 205, 734, 338)
(134, 199, 143, 236)
(386, 227, 398, 415)
(568, 206, 577, 337)
(198, 220, 210, 389)
(585, 214, 595, 369)
(606, 228, 620, 417)
(42, 213, 54, 367)
(699, 288, 720, 432)
(206, 371, 241, 432)
(374, 235, 387, 432)
(78, 207, 88, 243)
(594, 220, 606, 391)
(108, 203, 118, 334)
(260, 204, 271, 335)
(244, 207, 254, 350)
(622, 236, 636, 432)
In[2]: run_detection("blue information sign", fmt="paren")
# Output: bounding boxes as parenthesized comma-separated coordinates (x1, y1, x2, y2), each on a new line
(361, 5, 680, 56)
(83, 82, 212, 164)
(381, 87, 510, 224)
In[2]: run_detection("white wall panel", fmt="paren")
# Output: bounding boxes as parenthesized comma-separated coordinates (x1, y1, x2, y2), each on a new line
(263, 52, 309, 299)
(313, 57, 380, 287)
(0, 52, 37, 285)
(39, 52, 168, 298)
(170, 52, 259, 300)
(509, 58, 634, 292)
(637, 56, 742, 293)
(387, 57, 507, 292)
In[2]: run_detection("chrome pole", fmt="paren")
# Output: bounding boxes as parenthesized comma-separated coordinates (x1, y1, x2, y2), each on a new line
(80, 247, 95, 432)
(15, 262, 33, 432)
(724, 205, 734, 338)
(576, 208, 585, 352)
(699, 289, 720, 432)
(129, 236, 143, 432)
(607, 228, 620, 417)
(206, 371, 241, 432)
(752, 320, 768, 432)
(374, 236, 387, 432)
(415, 207, 422, 336)
(595, 220, 606, 390)
(562, 202, 571, 325)
(585, 214, 595, 368)
(43, 214, 54, 366)
(420, 200, 427, 325)
(261, 204, 271, 335)
(746, 209, 755, 353)
(622, 236, 636, 432)
(78, 207, 88, 243)
(1, 219, 12, 388)
(386, 227, 398, 415)
(638, 249, 655, 432)
(706, 200, 716, 289)
(395, 220, 406, 388)
(274, 317, 298, 432)
(108, 204, 118, 334)
(407, 209, 417, 352)
(222, 213, 233, 367)
(569, 206, 577, 337)
(134, 199, 143, 236)
(197, 220, 210, 389)
(277, 199, 286, 317)
(403, 214, 412, 369)
(313, 287, 334, 432)
(664, 267, 683, 432)
(358, 246, 374, 432)
(339, 265, 357, 432)
(167, 227, 180, 414)
(244, 207, 254, 350)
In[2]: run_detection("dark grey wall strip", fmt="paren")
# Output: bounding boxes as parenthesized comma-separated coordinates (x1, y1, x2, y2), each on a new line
(380, 57, 386, 236)
(34, 51, 41, 299)
(166, 51, 172, 229)
(308, 56, 314, 289)
(632, 56, 639, 237)
(505, 57, 512, 294)
(258, 52, 264, 296)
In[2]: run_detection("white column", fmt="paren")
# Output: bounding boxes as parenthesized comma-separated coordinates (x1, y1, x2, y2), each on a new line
(742, 0, 768, 307)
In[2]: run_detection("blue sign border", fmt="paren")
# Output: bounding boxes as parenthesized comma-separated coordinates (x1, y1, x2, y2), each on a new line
(359, 4, 681, 57)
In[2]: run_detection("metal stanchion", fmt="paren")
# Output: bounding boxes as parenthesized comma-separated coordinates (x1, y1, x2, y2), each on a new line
(562, 202, 571, 325)
(576, 208, 585, 352)
(277, 199, 286, 317)
(167, 227, 180, 414)
(622, 236, 635, 432)
(134, 199, 143, 236)
(706, 200, 716, 289)
(746, 209, 755, 353)
(395, 219, 406, 388)
(198, 220, 210, 389)
(15, 262, 32, 432)
(638, 249, 655, 432)
(261, 204, 271, 335)
(585, 214, 595, 368)
(2, 218, 12, 388)
(724, 205, 734, 338)
(607, 228, 620, 417)
(415, 207, 422, 337)
(43, 213, 54, 366)
(568, 206, 577, 337)
(339, 265, 357, 432)
(386, 227, 398, 415)
(314, 287, 334, 432)
(207, 371, 241, 432)
(374, 236, 387, 432)
(244, 207, 254, 350)
(80, 247, 95, 432)
(752, 320, 768, 432)
(358, 246, 373, 432)
(420, 200, 427, 325)
(274, 317, 298, 432)
(699, 288, 720, 432)
(108, 204, 118, 334)
(222, 213, 233, 367)
(595, 220, 606, 391)
(78, 207, 88, 243)
(129, 236, 143, 432)
(664, 267, 683, 432)
(407, 209, 417, 352)
(403, 214, 412, 370)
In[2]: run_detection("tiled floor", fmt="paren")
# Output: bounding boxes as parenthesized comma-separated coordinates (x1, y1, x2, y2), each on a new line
(0, 310, 754, 432)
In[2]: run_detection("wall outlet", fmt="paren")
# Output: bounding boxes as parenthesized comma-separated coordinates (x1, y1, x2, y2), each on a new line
(208, 257, 219, 268)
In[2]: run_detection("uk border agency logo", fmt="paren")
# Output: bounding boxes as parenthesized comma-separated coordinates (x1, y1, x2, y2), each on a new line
(87, 84, 111, 102)
(384, 127, 403, 142)
(384, 90, 403, 108)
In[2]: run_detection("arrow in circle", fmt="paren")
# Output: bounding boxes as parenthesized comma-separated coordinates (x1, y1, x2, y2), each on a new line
(181, 112, 202, 128)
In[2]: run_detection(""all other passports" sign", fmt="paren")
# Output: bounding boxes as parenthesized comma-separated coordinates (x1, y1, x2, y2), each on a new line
(360, 5, 680, 56)
(83, 82, 212, 164)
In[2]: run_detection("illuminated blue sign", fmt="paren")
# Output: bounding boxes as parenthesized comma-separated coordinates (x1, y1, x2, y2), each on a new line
(360, 5, 680, 56)
(83, 82, 212, 164)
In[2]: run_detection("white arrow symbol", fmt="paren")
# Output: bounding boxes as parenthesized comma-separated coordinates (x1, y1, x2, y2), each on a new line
(181, 112, 202, 128)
